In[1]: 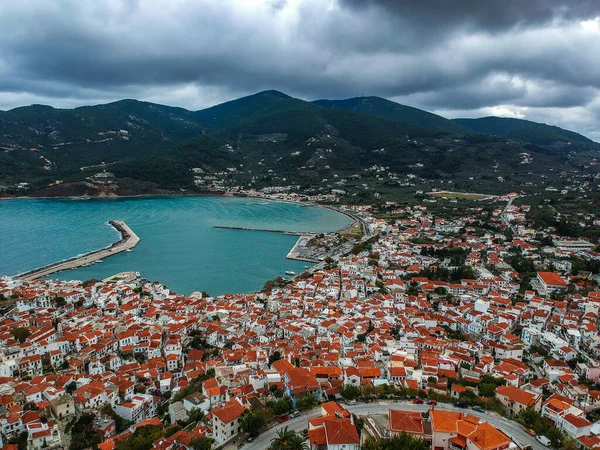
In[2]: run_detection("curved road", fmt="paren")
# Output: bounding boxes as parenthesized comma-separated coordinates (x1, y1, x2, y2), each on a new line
(243, 400, 545, 450)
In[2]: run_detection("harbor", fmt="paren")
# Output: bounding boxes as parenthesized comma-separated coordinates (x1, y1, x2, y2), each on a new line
(16, 220, 140, 282)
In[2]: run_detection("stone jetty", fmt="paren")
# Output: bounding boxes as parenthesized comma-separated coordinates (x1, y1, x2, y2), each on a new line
(16, 220, 140, 282)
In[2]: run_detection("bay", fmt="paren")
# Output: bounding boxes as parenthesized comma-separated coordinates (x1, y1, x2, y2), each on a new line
(0, 196, 352, 295)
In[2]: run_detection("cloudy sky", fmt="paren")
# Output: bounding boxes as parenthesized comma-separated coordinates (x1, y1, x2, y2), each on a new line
(1, 0, 600, 140)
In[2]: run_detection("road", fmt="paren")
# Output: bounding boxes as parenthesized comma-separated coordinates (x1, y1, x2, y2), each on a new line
(242, 400, 545, 450)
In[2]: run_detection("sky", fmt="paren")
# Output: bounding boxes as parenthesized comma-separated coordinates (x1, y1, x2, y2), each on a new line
(1, 0, 600, 141)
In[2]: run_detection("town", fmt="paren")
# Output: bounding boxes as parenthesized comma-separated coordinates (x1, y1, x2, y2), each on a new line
(1, 195, 600, 450)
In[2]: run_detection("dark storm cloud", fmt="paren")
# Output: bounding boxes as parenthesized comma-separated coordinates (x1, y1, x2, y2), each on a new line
(0, 0, 599, 140)
(339, 0, 600, 32)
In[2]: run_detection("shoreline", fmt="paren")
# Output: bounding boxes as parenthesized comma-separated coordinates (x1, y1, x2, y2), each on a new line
(15, 220, 140, 282)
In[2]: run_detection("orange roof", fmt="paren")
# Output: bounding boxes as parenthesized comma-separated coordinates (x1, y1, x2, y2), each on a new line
(212, 400, 245, 424)
(538, 272, 568, 287)
(495, 385, 538, 407)
(389, 409, 424, 434)
(431, 410, 511, 450)
(324, 418, 360, 445)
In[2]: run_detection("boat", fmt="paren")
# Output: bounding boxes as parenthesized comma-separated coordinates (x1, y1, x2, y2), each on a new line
(303, 266, 310, 269)
(96, 260, 104, 263)
(285, 271, 296, 275)
(126, 249, 132, 252)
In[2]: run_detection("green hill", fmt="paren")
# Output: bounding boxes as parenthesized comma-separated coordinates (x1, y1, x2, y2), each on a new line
(453, 116, 596, 145)
(192, 90, 292, 129)
(2, 91, 599, 200)
(313, 96, 468, 134)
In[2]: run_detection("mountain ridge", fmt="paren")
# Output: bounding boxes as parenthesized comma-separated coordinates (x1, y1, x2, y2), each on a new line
(1, 90, 598, 199)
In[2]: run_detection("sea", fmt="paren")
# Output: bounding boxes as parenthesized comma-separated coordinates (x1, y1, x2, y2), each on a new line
(0, 196, 352, 295)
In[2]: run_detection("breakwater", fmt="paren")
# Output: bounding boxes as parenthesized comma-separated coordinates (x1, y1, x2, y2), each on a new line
(213, 225, 309, 236)
(16, 220, 140, 282)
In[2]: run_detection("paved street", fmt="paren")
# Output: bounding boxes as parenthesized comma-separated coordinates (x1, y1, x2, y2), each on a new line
(242, 400, 546, 450)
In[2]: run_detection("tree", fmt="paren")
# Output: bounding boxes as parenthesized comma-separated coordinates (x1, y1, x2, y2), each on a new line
(185, 408, 205, 425)
(115, 424, 163, 450)
(296, 394, 318, 411)
(362, 432, 429, 450)
(241, 411, 266, 437)
(66, 381, 77, 393)
(268, 426, 308, 450)
(269, 351, 282, 367)
(271, 398, 292, 416)
(189, 437, 214, 450)
(11, 327, 31, 343)
(458, 390, 480, 405)
(69, 414, 102, 450)
(340, 385, 361, 401)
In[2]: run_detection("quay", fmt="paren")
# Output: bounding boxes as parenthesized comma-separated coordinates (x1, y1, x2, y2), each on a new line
(286, 235, 320, 263)
(16, 220, 140, 282)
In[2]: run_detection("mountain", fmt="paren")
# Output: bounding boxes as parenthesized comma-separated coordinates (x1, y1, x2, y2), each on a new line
(115, 96, 599, 198)
(313, 96, 468, 134)
(192, 90, 292, 129)
(0, 99, 207, 181)
(453, 116, 596, 145)
(113, 96, 441, 188)
(1, 90, 598, 201)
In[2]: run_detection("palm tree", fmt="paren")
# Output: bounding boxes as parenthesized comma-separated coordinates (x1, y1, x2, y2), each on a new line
(268, 426, 308, 450)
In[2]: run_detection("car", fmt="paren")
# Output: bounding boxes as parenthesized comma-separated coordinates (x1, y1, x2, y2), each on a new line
(278, 415, 290, 423)
(413, 398, 424, 404)
(246, 436, 255, 443)
(290, 411, 300, 418)
(453, 401, 468, 408)
(525, 428, 536, 436)
(472, 406, 486, 413)
(426, 400, 437, 406)
(536, 436, 551, 447)
(346, 399, 357, 405)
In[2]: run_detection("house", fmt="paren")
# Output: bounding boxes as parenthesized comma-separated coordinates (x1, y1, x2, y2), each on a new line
(211, 399, 245, 445)
(308, 418, 360, 450)
(389, 409, 429, 440)
(430, 410, 512, 450)
(536, 272, 568, 295)
(559, 413, 592, 439)
(308, 402, 360, 450)
(494, 385, 542, 415)
(50, 394, 75, 419)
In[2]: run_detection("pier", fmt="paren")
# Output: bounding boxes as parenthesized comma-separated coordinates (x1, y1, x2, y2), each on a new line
(16, 220, 140, 282)
(286, 235, 320, 263)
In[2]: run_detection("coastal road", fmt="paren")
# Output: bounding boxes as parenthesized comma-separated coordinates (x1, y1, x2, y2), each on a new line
(242, 401, 545, 450)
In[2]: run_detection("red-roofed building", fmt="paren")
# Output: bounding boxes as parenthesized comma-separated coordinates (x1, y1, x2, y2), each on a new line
(211, 399, 245, 445)
(536, 272, 568, 295)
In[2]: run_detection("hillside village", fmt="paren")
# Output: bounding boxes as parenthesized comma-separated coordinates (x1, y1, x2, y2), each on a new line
(1, 198, 600, 450)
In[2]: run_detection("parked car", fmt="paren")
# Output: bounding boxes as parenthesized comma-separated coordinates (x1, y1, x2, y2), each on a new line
(525, 428, 536, 436)
(278, 415, 290, 423)
(426, 400, 437, 406)
(290, 410, 300, 418)
(346, 399, 357, 405)
(472, 405, 486, 413)
(536, 436, 551, 447)
(453, 401, 468, 408)
(413, 398, 424, 404)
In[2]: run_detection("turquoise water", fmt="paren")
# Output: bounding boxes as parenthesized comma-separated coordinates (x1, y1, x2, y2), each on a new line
(0, 196, 351, 295)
